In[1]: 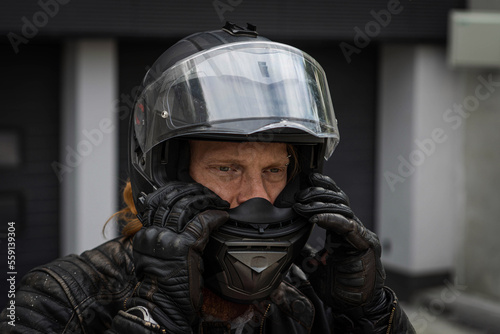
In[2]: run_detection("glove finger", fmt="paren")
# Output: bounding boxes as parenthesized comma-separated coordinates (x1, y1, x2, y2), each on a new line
(141, 184, 182, 226)
(142, 182, 202, 226)
(145, 182, 226, 228)
(295, 187, 350, 206)
(167, 193, 229, 232)
(152, 205, 170, 228)
(308, 173, 341, 192)
(312, 213, 370, 251)
(157, 183, 209, 209)
(187, 210, 230, 252)
(294, 202, 354, 219)
(143, 181, 191, 209)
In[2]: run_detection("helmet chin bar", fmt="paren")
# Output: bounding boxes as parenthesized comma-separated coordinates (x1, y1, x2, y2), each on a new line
(203, 198, 313, 303)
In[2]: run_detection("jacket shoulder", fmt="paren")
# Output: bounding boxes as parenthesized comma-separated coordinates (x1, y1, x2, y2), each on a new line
(0, 237, 137, 333)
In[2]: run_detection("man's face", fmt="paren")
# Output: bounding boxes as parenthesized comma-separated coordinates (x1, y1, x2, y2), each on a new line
(189, 140, 289, 208)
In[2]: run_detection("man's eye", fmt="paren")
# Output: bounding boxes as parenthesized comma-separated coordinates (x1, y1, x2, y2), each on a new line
(219, 166, 231, 172)
(266, 167, 285, 174)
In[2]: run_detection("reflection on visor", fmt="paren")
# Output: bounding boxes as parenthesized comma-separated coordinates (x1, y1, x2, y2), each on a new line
(167, 76, 323, 128)
(135, 41, 338, 159)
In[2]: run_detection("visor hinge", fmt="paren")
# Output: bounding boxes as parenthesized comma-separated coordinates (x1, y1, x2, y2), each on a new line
(222, 21, 259, 37)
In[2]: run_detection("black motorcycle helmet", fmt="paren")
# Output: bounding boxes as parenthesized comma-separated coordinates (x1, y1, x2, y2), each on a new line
(129, 23, 340, 302)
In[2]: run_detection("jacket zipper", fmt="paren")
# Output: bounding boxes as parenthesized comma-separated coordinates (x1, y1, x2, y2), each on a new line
(259, 303, 271, 334)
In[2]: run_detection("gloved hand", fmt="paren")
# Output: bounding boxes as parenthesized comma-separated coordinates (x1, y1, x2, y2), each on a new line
(293, 173, 392, 332)
(120, 182, 230, 333)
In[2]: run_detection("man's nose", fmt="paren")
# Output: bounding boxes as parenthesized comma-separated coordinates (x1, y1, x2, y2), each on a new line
(236, 175, 272, 206)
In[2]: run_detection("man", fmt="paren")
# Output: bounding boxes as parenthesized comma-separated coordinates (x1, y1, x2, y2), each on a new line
(0, 23, 415, 333)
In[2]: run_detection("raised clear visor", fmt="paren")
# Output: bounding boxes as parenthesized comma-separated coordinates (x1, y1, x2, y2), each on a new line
(134, 41, 339, 160)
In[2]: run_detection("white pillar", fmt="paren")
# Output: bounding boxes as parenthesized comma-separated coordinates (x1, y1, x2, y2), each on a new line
(59, 39, 118, 255)
(376, 44, 464, 276)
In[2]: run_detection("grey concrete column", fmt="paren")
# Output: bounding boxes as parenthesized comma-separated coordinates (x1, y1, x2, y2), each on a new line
(459, 69, 500, 299)
(59, 39, 118, 255)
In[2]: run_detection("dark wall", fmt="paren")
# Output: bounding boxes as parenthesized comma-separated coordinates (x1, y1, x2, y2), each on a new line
(309, 43, 379, 230)
(1, 0, 464, 42)
(0, 42, 61, 308)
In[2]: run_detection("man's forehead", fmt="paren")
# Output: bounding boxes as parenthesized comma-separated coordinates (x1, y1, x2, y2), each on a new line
(190, 140, 287, 160)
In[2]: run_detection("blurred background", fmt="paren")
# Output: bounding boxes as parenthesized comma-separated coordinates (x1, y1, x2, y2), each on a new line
(0, 0, 499, 332)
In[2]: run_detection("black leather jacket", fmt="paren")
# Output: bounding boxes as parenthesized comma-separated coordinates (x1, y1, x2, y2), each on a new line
(0, 237, 415, 333)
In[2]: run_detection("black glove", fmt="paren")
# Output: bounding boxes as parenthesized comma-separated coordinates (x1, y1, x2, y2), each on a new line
(293, 173, 392, 332)
(118, 182, 230, 333)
